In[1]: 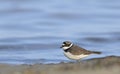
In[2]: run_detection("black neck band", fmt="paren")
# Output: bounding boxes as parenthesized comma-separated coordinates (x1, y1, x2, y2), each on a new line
(64, 48, 70, 52)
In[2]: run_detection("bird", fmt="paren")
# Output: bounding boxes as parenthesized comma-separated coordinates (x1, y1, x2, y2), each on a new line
(60, 41, 101, 61)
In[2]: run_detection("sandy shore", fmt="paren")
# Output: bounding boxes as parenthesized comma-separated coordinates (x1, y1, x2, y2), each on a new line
(0, 56, 120, 74)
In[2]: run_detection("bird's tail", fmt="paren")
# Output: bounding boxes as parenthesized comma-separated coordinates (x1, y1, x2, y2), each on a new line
(91, 51, 101, 54)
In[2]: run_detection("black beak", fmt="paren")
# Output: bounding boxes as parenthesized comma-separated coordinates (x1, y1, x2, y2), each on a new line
(60, 44, 64, 48)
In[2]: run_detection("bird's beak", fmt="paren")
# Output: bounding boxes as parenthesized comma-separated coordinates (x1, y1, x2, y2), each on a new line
(60, 44, 64, 48)
(60, 45, 63, 48)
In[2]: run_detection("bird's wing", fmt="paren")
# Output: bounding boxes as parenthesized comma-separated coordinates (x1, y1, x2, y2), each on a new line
(69, 45, 92, 55)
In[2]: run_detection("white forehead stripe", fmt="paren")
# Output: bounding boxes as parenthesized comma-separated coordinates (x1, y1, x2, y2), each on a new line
(62, 44, 65, 46)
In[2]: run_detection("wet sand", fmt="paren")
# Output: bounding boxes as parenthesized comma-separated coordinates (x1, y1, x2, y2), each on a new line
(0, 56, 120, 74)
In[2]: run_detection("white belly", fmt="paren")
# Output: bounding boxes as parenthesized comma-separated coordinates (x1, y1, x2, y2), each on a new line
(64, 52, 89, 60)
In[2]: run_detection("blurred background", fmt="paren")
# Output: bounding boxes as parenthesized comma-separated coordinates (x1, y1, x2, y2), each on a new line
(0, 0, 120, 64)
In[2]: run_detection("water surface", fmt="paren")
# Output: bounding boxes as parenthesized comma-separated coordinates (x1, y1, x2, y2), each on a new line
(0, 0, 120, 64)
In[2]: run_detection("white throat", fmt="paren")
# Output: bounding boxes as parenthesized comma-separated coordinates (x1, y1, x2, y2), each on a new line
(62, 43, 73, 50)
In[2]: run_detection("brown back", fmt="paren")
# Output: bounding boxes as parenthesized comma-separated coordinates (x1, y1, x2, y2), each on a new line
(68, 44, 92, 55)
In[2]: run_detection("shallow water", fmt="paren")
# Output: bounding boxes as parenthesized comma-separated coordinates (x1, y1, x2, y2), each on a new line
(0, 0, 120, 64)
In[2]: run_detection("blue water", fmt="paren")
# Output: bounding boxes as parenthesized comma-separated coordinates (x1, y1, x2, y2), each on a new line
(0, 0, 120, 64)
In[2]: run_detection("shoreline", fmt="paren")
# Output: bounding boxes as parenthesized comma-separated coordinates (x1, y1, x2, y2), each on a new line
(0, 55, 120, 74)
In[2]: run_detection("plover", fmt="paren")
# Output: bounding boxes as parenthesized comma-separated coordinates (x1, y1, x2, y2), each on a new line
(60, 41, 101, 61)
